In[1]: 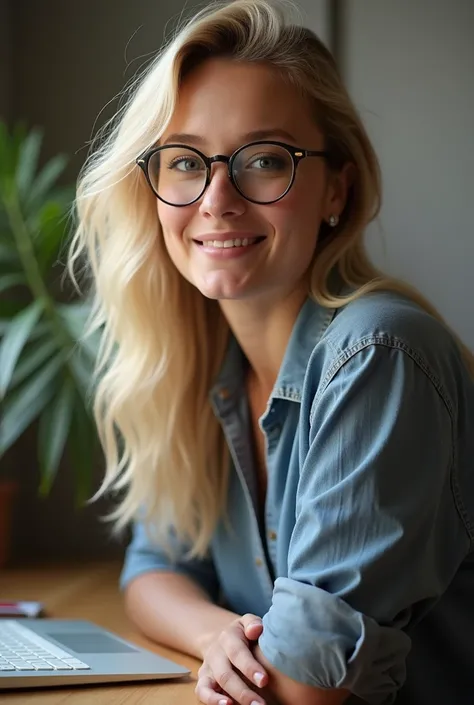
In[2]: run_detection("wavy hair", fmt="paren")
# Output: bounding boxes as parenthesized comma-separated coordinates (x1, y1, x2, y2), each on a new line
(69, 0, 474, 558)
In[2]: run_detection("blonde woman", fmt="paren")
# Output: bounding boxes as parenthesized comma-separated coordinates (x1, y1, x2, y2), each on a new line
(71, 1, 474, 704)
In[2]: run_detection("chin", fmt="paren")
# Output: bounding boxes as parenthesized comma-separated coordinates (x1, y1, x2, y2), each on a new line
(198, 286, 246, 301)
(194, 272, 254, 300)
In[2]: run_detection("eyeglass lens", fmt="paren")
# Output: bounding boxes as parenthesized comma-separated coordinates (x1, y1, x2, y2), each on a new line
(147, 143, 294, 205)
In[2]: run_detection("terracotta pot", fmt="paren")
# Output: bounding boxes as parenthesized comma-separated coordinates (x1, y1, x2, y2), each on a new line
(0, 481, 17, 568)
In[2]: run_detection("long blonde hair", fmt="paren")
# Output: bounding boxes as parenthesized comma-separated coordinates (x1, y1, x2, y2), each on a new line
(69, 0, 474, 557)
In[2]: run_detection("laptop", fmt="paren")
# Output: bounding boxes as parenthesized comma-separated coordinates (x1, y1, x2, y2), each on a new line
(0, 618, 190, 690)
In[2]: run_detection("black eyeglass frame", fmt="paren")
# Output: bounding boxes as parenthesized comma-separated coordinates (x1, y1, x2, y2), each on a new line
(136, 140, 331, 206)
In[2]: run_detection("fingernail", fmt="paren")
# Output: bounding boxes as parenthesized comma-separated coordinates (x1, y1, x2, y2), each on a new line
(250, 701, 262, 705)
(218, 700, 229, 705)
(254, 671, 266, 686)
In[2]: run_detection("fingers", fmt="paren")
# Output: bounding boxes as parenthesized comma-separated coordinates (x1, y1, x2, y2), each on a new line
(195, 673, 232, 705)
(213, 650, 267, 705)
(220, 629, 268, 690)
(241, 614, 264, 642)
(240, 614, 263, 631)
(198, 616, 268, 705)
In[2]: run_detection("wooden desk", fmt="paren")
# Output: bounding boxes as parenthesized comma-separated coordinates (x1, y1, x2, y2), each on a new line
(0, 562, 200, 704)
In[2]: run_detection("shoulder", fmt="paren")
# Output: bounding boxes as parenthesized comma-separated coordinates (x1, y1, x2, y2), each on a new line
(326, 289, 453, 356)
(323, 289, 461, 373)
(304, 289, 468, 410)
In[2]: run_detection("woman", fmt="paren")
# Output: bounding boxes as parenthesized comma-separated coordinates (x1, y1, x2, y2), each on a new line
(70, 1, 474, 704)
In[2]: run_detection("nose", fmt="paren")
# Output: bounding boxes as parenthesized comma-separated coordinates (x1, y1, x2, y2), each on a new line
(198, 162, 246, 219)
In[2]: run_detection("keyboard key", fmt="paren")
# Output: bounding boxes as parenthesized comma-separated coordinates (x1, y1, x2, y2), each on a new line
(63, 659, 90, 669)
(7, 660, 29, 666)
(12, 663, 36, 671)
(29, 662, 54, 670)
(46, 660, 73, 670)
(0, 665, 15, 671)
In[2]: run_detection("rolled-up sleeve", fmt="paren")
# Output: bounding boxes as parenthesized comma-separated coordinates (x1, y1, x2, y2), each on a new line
(119, 519, 220, 602)
(259, 343, 469, 703)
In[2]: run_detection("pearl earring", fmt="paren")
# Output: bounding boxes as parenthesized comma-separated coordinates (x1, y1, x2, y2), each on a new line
(328, 214, 339, 227)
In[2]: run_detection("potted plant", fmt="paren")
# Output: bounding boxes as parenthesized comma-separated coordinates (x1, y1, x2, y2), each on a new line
(0, 121, 100, 567)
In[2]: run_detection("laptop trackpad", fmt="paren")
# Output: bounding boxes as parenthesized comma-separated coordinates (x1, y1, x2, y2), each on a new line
(47, 632, 139, 654)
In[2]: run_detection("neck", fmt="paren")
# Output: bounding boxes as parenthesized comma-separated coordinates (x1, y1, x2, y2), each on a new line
(219, 286, 307, 396)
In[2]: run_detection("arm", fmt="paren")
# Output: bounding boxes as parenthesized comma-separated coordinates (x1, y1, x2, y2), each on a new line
(125, 571, 238, 658)
(258, 344, 469, 703)
(121, 519, 237, 658)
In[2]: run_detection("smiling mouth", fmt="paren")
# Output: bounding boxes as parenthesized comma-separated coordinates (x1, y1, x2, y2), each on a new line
(194, 236, 266, 249)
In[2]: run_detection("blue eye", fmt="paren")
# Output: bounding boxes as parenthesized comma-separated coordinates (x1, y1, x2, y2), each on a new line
(247, 154, 287, 171)
(167, 156, 204, 172)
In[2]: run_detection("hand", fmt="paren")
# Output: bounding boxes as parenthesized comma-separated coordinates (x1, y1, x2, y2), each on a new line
(195, 613, 269, 705)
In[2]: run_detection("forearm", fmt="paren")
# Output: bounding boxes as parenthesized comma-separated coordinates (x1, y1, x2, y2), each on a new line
(255, 645, 350, 705)
(124, 570, 238, 658)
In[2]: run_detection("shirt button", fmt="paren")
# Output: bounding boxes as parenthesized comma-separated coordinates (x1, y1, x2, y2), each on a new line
(268, 530, 277, 541)
(255, 557, 263, 567)
(218, 387, 231, 400)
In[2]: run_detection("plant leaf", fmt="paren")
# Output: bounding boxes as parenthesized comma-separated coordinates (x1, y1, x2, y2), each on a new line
(0, 273, 26, 294)
(10, 336, 58, 389)
(38, 376, 75, 496)
(16, 128, 42, 198)
(34, 202, 69, 272)
(0, 121, 26, 182)
(58, 302, 100, 360)
(67, 347, 96, 401)
(0, 299, 44, 397)
(67, 396, 99, 507)
(26, 154, 68, 212)
(0, 353, 64, 455)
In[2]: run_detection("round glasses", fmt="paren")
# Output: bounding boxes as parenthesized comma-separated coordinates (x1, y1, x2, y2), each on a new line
(136, 140, 330, 206)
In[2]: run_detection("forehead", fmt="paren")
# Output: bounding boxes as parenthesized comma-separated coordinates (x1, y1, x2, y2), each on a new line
(163, 58, 323, 148)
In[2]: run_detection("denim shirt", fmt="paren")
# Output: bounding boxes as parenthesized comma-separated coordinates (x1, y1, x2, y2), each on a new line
(120, 290, 474, 705)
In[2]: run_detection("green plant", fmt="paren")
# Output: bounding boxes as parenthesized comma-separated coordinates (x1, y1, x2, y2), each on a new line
(0, 121, 100, 505)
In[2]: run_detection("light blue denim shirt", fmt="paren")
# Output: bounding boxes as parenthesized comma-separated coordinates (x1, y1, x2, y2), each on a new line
(120, 290, 474, 705)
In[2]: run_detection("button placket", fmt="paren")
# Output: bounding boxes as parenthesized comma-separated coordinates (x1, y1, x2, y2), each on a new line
(216, 392, 274, 599)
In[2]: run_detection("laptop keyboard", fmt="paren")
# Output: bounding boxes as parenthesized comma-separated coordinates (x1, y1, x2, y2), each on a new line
(0, 622, 90, 672)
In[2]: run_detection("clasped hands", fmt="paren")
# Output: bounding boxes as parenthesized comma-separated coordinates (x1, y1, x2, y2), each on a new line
(195, 613, 278, 705)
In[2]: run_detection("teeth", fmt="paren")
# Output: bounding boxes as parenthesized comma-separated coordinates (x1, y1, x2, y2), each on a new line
(201, 237, 257, 248)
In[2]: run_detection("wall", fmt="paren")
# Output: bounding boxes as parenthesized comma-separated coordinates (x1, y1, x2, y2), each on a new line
(343, 0, 474, 349)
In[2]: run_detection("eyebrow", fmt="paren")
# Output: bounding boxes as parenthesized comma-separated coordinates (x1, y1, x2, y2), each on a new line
(162, 128, 298, 146)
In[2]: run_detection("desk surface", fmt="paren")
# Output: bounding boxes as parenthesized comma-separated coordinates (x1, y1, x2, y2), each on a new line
(0, 562, 200, 704)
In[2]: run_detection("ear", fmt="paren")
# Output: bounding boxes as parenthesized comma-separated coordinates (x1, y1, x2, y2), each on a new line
(323, 161, 355, 224)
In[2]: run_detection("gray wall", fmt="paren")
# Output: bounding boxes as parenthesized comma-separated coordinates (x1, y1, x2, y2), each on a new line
(344, 0, 474, 349)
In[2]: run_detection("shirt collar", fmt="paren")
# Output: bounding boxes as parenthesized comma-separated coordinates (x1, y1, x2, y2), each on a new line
(271, 296, 336, 402)
(210, 295, 337, 405)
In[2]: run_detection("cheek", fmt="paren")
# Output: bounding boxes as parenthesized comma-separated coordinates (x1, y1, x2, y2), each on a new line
(268, 187, 322, 250)
(157, 203, 191, 249)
